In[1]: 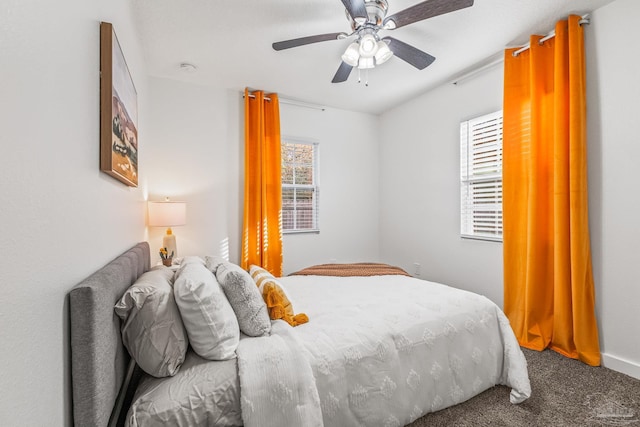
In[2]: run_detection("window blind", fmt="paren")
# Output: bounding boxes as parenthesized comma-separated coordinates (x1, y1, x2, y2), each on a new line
(281, 139, 319, 233)
(460, 110, 503, 241)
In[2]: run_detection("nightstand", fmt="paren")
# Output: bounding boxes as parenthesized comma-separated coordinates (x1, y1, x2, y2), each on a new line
(156, 262, 180, 272)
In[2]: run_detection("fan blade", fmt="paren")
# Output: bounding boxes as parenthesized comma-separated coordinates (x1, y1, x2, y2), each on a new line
(273, 33, 345, 51)
(332, 61, 353, 83)
(383, 37, 435, 70)
(340, 0, 368, 23)
(383, 0, 473, 30)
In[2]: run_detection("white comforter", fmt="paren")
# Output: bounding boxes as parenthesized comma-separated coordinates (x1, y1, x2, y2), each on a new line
(238, 275, 531, 427)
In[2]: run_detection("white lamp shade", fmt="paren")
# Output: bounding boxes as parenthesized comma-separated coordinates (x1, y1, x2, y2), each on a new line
(148, 201, 186, 227)
(375, 40, 393, 64)
(341, 42, 360, 67)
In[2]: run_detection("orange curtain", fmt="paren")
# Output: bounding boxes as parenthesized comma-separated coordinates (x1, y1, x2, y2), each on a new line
(241, 88, 283, 276)
(503, 16, 600, 366)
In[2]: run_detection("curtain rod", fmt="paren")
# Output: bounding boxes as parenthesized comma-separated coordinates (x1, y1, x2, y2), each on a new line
(512, 14, 590, 57)
(243, 93, 326, 111)
(451, 54, 504, 85)
(452, 14, 591, 85)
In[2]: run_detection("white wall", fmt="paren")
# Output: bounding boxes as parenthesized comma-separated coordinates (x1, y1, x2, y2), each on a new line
(378, 0, 640, 378)
(0, 0, 148, 425)
(379, 67, 505, 305)
(0, 30, 381, 420)
(586, 0, 640, 378)
(280, 104, 381, 274)
(144, 86, 381, 274)
(144, 81, 381, 274)
(2, 1, 637, 425)
(144, 77, 242, 264)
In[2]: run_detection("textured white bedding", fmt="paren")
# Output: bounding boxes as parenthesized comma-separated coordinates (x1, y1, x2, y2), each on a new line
(127, 352, 242, 426)
(128, 273, 531, 427)
(276, 274, 531, 426)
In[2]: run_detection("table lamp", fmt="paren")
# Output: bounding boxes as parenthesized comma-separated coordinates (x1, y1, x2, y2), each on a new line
(148, 198, 186, 259)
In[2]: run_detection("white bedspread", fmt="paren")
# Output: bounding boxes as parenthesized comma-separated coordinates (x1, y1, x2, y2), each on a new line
(128, 274, 530, 427)
(266, 274, 531, 427)
(237, 320, 324, 427)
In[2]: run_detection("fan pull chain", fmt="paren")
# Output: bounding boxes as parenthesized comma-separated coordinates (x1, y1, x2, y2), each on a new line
(356, 68, 370, 86)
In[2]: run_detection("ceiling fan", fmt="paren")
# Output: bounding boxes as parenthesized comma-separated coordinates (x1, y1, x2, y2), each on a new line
(272, 0, 474, 83)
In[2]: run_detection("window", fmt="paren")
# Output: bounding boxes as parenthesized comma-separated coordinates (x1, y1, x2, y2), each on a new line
(460, 110, 503, 241)
(281, 138, 319, 233)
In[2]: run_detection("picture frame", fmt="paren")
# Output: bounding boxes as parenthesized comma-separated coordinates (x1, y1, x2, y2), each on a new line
(100, 21, 138, 187)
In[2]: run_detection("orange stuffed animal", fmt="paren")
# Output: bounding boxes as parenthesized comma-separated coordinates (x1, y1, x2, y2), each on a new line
(262, 282, 309, 327)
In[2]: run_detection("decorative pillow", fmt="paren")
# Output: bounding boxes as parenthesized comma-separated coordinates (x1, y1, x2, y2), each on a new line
(249, 265, 309, 327)
(249, 265, 295, 304)
(173, 262, 239, 360)
(114, 266, 188, 378)
(204, 255, 227, 275)
(215, 262, 271, 337)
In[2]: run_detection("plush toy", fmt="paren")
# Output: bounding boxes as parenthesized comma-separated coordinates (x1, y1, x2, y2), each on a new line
(262, 282, 309, 327)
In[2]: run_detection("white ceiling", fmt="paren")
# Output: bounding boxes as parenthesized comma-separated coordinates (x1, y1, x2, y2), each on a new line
(132, 0, 615, 115)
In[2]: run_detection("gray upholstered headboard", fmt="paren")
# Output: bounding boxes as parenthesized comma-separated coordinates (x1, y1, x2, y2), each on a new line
(69, 242, 150, 427)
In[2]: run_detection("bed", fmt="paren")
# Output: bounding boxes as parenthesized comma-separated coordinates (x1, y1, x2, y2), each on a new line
(69, 242, 531, 427)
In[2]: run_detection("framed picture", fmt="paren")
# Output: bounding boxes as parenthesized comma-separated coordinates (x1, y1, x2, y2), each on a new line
(100, 22, 138, 187)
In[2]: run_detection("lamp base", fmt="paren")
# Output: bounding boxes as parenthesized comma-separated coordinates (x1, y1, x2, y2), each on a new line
(163, 233, 177, 259)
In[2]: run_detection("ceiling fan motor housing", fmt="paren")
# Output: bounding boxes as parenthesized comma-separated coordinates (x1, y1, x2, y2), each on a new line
(348, 0, 389, 30)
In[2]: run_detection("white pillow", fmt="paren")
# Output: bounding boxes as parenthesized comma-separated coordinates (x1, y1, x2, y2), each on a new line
(173, 262, 239, 360)
(177, 255, 205, 266)
(115, 266, 188, 377)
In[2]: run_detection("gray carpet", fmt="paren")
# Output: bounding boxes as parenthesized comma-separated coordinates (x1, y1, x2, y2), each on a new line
(407, 348, 640, 427)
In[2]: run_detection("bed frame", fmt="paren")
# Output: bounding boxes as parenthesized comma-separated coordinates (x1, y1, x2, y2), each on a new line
(69, 242, 150, 427)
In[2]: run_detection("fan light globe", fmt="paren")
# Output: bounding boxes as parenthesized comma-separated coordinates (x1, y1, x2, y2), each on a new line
(358, 34, 378, 58)
(374, 40, 393, 64)
(342, 42, 360, 66)
(358, 56, 375, 69)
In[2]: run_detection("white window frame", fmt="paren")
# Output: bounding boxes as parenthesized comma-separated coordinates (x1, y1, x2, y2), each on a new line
(281, 137, 320, 234)
(460, 110, 503, 242)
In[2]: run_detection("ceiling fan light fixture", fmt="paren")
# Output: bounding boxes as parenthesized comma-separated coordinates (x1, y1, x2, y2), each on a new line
(358, 56, 375, 69)
(382, 20, 397, 30)
(374, 40, 393, 64)
(358, 34, 378, 58)
(272, 0, 474, 83)
(341, 42, 360, 67)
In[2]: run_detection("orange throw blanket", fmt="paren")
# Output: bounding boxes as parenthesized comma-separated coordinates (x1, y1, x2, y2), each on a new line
(289, 263, 410, 277)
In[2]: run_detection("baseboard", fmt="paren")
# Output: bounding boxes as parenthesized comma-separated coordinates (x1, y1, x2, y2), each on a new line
(601, 352, 640, 380)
